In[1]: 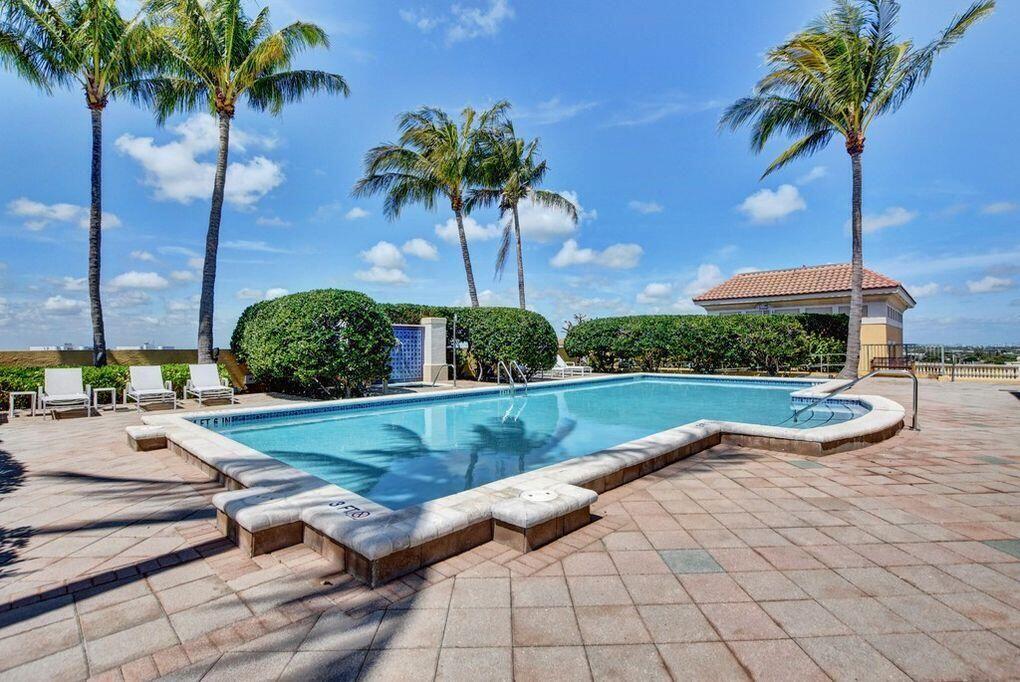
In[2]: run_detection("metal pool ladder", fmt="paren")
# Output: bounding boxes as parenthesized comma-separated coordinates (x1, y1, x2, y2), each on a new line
(790, 368, 919, 430)
(497, 360, 529, 394)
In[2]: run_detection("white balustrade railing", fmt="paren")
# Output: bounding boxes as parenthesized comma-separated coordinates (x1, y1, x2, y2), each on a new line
(915, 362, 1020, 381)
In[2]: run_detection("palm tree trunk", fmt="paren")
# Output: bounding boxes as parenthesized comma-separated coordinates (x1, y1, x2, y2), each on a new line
(88, 107, 107, 367)
(511, 204, 526, 309)
(197, 112, 231, 363)
(839, 151, 864, 379)
(454, 206, 480, 307)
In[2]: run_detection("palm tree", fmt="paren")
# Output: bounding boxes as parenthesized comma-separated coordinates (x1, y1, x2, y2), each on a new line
(468, 122, 578, 309)
(149, 0, 348, 363)
(352, 102, 510, 307)
(1, 0, 155, 366)
(720, 0, 994, 378)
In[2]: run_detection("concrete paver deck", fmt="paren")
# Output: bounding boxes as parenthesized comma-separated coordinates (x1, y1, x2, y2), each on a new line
(0, 379, 1017, 680)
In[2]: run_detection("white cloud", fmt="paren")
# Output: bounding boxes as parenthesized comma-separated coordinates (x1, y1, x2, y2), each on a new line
(7, 197, 121, 231)
(455, 288, 512, 306)
(446, 0, 513, 43)
(683, 264, 725, 297)
(256, 216, 292, 227)
(236, 288, 263, 300)
(345, 207, 369, 220)
(361, 241, 405, 269)
(131, 250, 156, 262)
(738, 184, 806, 223)
(43, 295, 85, 314)
(221, 239, 290, 253)
(519, 97, 599, 125)
(507, 189, 594, 242)
(311, 201, 343, 222)
(265, 287, 289, 300)
(107, 290, 151, 309)
(158, 246, 200, 258)
(235, 287, 287, 301)
(796, 166, 827, 185)
(187, 257, 205, 270)
(108, 271, 169, 290)
(399, 8, 441, 32)
(856, 206, 917, 234)
(637, 282, 672, 304)
(874, 247, 1020, 279)
(628, 200, 664, 215)
(356, 240, 410, 284)
(403, 0, 513, 44)
(672, 297, 703, 313)
(170, 270, 197, 282)
(966, 276, 1013, 294)
(607, 93, 721, 127)
(402, 238, 439, 260)
(982, 201, 1017, 215)
(355, 267, 410, 284)
(550, 239, 643, 269)
(115, 114, 283, 208)
(435, 215, 501, 243)
(908, 282, 941, 298)
(60, 276, 87, 292)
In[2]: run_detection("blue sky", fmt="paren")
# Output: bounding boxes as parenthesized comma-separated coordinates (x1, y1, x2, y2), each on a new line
(1, 0, 1018, 349)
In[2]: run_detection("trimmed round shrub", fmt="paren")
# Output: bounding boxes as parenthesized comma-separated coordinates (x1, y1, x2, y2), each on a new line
(235, 289, 395, 397)
(379, 303, 558, 379)
(564, 313, 846, 375)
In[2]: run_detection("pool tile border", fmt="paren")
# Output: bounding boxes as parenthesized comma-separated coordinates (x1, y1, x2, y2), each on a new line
(135, 373, 905, 586)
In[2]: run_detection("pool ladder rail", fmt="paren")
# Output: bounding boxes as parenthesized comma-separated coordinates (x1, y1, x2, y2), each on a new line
(430, 363, 457, 387)
(497, 360, 529, 394)
(789, 368, 919, 431)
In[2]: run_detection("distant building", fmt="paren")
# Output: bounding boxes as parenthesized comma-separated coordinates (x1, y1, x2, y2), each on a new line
(28, 343, 88, 351)
(693, 263, 915, 368)
(111, 343, 176, 350)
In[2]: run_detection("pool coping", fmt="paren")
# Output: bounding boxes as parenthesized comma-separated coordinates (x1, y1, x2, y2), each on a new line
(131, 373, 904, 585)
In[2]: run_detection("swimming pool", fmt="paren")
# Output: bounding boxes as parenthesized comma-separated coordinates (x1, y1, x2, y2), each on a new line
(200, 375, 866, 509)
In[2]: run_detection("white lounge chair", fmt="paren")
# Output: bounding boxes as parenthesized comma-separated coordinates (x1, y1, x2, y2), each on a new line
(125, 365, 177, 411)
(550, 355, 593, 378)
(38, 368, 92, 418)
(185, 364, 236, 405)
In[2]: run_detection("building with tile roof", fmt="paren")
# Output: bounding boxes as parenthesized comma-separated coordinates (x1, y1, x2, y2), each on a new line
(693, 264, 916, 367)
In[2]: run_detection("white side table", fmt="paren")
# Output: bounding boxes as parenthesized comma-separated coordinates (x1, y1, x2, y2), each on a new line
(93, 387, 118, 412)
(9, 391, 37, 418)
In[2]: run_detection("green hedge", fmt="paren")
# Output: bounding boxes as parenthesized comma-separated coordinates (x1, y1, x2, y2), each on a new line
(0, 364, 230, 405)
(379, 303, 558, 379)
(233, 289, 394, 398)
(563, 314, 847, 374)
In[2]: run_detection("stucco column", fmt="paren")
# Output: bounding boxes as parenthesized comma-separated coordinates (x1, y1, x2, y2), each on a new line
(421, 317, 447, 382)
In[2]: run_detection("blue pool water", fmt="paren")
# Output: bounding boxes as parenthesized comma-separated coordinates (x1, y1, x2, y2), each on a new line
(205, 376, 865, 509)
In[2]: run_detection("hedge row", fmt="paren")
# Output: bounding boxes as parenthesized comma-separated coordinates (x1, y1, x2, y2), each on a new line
(563, 314, 847, 374)
(0, 364, 230, 405)
(379, 303, 558, 379)
(232, 289, 395, 398)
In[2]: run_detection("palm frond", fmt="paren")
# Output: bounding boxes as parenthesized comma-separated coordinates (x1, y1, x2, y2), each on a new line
(494, 219, 513, 279)
(247, 69, 348, 114)
(761, 128, 835, 177)
(529, 189, 579, 223)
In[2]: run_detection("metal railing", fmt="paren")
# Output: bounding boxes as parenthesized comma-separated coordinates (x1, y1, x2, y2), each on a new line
(430, 363, 457, 387)
(510, 361, 529, 393)
(497, 360, 516, 392)
(497, 360, 529, 393)
(791, 368, 919, 430)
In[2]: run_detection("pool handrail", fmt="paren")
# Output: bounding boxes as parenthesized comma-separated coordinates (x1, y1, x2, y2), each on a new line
(791, 368, 919, 431)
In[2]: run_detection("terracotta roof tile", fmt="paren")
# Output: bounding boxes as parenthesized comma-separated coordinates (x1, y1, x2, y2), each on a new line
(693, 263, 902, 302)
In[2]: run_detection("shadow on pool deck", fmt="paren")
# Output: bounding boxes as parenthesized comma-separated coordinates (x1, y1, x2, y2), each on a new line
(0, 445, 29, 582)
